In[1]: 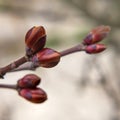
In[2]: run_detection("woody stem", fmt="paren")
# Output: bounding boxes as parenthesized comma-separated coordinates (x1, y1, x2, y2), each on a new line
(0, 44, 86, 78)
(0, 84, 17, 90)
(0, 56, 28, 78)
(60, 44, 85, 57)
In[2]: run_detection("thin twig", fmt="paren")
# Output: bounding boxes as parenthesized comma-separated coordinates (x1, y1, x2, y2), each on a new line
(11, 62, 36, 72)
(0, 84, 17, 90)
(0, 56, 28, 78)
(60, 44, 85, 57)
(8, 44, 85, 72)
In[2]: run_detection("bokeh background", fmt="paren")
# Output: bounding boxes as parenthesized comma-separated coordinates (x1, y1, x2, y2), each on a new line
(0, 0, 120, 120)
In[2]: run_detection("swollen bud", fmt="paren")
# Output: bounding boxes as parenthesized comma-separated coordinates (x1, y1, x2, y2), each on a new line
(17, 74, 41, 88)
(25, 26, 46, 55)
(83, 25, 111, 45)
(19, 88, 47, 103)
(32, 48, 61, 68)
(85, 44, 106, 54)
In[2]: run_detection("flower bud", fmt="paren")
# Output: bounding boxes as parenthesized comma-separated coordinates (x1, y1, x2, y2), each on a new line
(85, 44, 106, 54)
(32, 48, 61, 68)
(83, 25, 111, 45)
(19, 88, 47, 103)
(17, 74, 41, 88)
(25, 26, 46, 55)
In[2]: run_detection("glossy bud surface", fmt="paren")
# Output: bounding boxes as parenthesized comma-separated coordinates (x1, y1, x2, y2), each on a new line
(83, 25, 111, 45)
(32, 48, 61, 68)
(19, 88, 47, 103)
(17, 74, 41, 88)
(25, 26, 46, 55)
(85, 44, 106, 54)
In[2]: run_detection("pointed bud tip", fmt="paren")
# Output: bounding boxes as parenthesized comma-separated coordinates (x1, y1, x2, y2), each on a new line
(83, 25, 111, 45)
(91, 25, 111, 33)
(25, 26, 46, 55)
(85, 44, 106, 54)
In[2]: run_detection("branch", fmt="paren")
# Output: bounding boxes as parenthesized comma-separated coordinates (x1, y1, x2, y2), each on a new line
(0, 84, 17, 90)
(0, 56, 28, 78)
(0, 25, 109, 78)
(9, 44, 85, 72)
(60, 44, 85, 56)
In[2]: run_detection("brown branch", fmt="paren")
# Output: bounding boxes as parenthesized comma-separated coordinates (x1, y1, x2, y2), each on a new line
(0, 24, 109, 78)
(8, 44, 85, 72)
(11, 62, 36, 72)
(60, 44, 85, 57)
(0, 84, 17, 90)
(0, 56, 28, 78)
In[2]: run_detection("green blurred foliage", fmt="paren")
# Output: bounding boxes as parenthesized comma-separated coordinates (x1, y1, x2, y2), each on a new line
(46, 35, 62, 47)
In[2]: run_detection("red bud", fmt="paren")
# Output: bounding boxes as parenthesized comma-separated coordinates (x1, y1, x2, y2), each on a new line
(25, 26, 46, 55)
(85, 44, 106, 54)
(17, 74, 41, 88)
(19, 88, 47, 103)
(32, 48, 61, 68)
(83, 25, 111, 45)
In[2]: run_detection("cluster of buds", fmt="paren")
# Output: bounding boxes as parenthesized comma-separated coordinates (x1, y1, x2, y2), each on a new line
(24, 25, 111, 68)
(0, 25, 111, 104)
(25, 26, 61, 68)
(17, 74, 47, 103)
(17, 25, 111, 103)
(82, 25, 111, 54)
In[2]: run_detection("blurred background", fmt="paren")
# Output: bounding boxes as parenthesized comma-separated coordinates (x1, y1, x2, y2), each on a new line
(0, 0, 120, 120)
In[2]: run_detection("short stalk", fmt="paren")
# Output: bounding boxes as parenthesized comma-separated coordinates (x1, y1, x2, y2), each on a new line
(0, 56, 28, 78)
(8, 44, 85, 72)
(0, 84, 17, 90)
(60, 44, 85, 57)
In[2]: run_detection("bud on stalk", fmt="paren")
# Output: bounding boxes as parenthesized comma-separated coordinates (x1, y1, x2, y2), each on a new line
(25, 26, 46, 55)
(85, 44, 106, 54)
(32, 48, 61, 68)
(83, 25, 111, 45)
(19, 88, 47, 103)
(17, 74, 41, 88)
